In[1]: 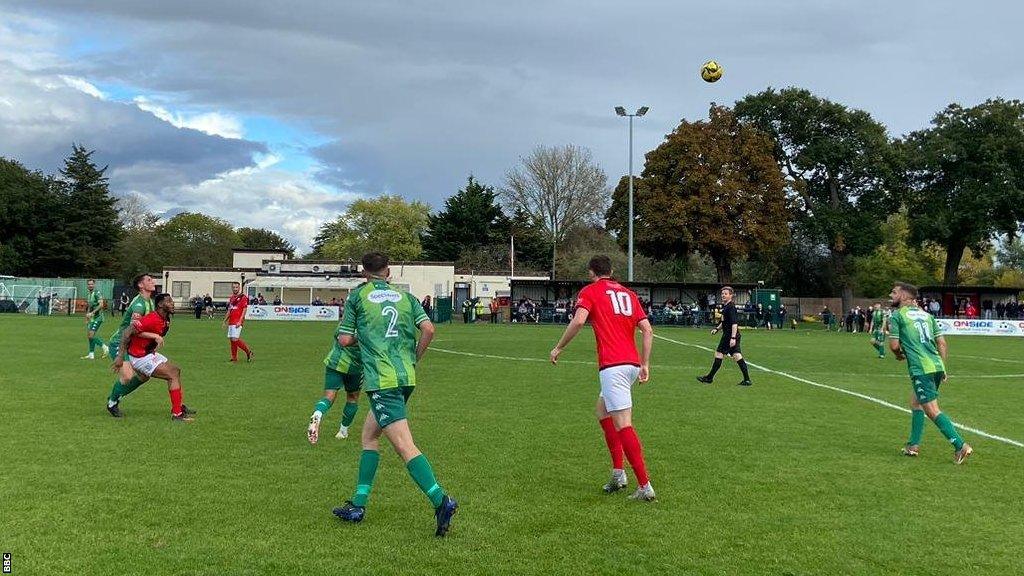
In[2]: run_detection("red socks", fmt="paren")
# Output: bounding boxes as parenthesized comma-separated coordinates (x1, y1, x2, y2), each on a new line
(236, 339, 251, 355)
(617, 426, 650, 486)
(229, 340, 238, 360)
(169, 388, 183, 415)
(599, 417, 624, 469)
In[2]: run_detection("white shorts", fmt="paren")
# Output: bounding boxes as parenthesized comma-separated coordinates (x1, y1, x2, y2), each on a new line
(129, 353, 168, 377)
(227, 325, 242, 339)
(598, 364, 641, 412)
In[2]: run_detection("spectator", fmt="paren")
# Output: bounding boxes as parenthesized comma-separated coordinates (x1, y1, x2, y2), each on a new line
(329, 297, 339, 307)
(765, 304, 774, 330)
(856, 306, 866, 333)
(929, 298, 941, 317)
(117, 292, 128, 317)
(489, 298, 500, 324)
(192, 296, 203, 319)
(273, 295, 282, 305)
(965, 300, 978, 319)
(778, 303, 788, 329)
(421, 295, 433, 320)
(820, 305, 833, 330)
(36, 294, 45, 315)
(203, 294, 214, 318)
(982, 298, 993, 319)
(996, 301, 1006, 319)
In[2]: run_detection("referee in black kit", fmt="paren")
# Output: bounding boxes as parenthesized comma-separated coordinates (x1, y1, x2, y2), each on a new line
(697, 286, 753, 386)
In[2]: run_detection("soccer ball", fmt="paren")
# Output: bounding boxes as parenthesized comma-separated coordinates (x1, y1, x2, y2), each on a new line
(701, 60, 723, 83)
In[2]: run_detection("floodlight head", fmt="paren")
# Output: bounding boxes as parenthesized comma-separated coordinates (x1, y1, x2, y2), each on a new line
(615, 106, 627, 116)
(636, 106, 649, 116)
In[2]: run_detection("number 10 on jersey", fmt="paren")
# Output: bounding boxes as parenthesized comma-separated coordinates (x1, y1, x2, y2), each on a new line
(606, 290, 633, 316)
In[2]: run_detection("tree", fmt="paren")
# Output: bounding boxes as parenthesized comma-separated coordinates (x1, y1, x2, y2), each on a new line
(735, 87, 897, 310)
(59, 144, 121, 276)
(0, 158, 66, 276)
(502, 145, 609, 277)
(314, 195, 429, 261)
(155, 212, 240, 268)
(901, 99, 1024, 285)
(237, 227, 296, 258)
(607, 105, 790, 283)
(852, 212, 941, 297)
(422, 176, 508, 261)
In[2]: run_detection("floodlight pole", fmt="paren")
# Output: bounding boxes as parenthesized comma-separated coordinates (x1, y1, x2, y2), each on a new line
(616, 106, 648, 282)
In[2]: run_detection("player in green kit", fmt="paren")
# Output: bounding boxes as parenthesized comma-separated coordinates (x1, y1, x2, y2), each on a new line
(307, 319, 363, 444)
(332, 252, 458, 537)
(105, 274, 154, 417)
(81, 278, 110, 360)
(867, 303, 887, 359)
(888, 282, 972, 463)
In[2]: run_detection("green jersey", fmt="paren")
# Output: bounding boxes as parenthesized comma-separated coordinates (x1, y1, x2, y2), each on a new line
(86, 289, 105, 319)
(111, 294, 153, 342)
(323, 320, 363, 374)
(339, 280, 429, 391)
(888, 306, 945, 376)
(871, 309, 885, 333)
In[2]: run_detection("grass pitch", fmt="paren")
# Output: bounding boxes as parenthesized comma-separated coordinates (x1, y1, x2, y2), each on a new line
(2, 315, 1023, 575)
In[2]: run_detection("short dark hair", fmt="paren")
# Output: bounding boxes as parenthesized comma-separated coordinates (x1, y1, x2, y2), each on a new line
(894, 281, 919, 298)
(133, 274, 150, 289)
(721, 286, 734, 295)
(87, 278, 95, 283)
(154, 293, 172, 307)
(588, 255, 612, 277)
(362, 252, 389, 274)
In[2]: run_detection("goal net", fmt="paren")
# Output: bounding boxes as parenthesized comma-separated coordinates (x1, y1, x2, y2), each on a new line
(9, 285, 78, 315)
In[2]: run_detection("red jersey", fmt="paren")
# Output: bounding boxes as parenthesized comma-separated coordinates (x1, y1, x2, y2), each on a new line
(128, 311, 170, 357)
(575, 278, 647, 370)
(227, 293, 249, 325)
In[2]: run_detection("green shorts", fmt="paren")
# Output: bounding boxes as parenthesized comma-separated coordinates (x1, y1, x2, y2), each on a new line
(324, 367, 362, 393)
(107, 338, 128, 361)
(87, 317, 104, 332)
(911, 372, 944, 404)
(366, 386, 414, 428)
(872, 330, 884, 343)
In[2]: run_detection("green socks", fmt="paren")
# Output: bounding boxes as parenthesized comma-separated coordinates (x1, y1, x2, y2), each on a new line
(406, 454, 445, 508)
(341, 401, 358, 427)
(314, 397, 332, 415)
(932, 413, 965, 450)
(352, 450, 380, 507)
(121, 376, 145, 398)
(108, 378, 125, 403)
(89, 338, 96, 353)
(908, 409, 925, 445)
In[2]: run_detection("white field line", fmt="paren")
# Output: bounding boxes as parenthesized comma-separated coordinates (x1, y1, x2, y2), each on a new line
(652, 333, 1024, 448)
(429, 347, 701, 370)
(956, 354, 1024, 365)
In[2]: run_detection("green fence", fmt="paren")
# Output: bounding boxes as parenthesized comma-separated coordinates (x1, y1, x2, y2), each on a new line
(432, 296, 453, 323)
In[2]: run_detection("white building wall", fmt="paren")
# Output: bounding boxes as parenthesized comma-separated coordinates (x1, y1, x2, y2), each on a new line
(232, 251, 289, 269)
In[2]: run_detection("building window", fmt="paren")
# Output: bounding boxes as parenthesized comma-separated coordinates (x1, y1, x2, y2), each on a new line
(213, 282, 235, 299)
(171, 281, 191, 300)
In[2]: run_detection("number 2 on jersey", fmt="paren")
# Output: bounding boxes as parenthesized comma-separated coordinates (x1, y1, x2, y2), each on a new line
(382, 305, 399, 338)
(605, 290, 633, 316)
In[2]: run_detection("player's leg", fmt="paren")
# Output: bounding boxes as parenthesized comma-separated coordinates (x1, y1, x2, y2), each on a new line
(309, 368, 342, 444)
(595, 396, 626, 492)
(107, 350, 149, 416)
(84, 327, 96, 359)
(233, 326, 252, 361)
(143, 357, 192, 420)
(698, 350, 726, 383)
(903, 391, 925, 456)
(336, 377, 361, 439)
(916, 374, 971, 463)
(733, 351, 752, 386)
(601, 366, 653, 501)
(333, 408, 383, 523)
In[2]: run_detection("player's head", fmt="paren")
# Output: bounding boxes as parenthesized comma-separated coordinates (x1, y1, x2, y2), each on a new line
(361, 252, 390, 280)
(890, 282, 918, 307)
(587, 255, 613, 280)
(232, 282, 241, 295)
(721, 286, 734, 303)
(874, 303, 881, 310)
(154, 293, 175, 315)
(87, 278, 95, 290)
(133, 273, 155, 293)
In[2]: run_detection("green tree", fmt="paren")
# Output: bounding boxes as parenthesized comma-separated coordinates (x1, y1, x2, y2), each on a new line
(608, 105, 790, 283)
(852, 212, 941, 297)
(156, 212, 241, 268)
(112, 196, 163, 282)
(59, 144, 121, 276)
(735, 87, 897, 309)
(237, 227, 296, 258)
(314, 195, 429, 261)
(0, 158, 66, 276)
(901, 99, 1024, 285)
(422, 176, 508, 261)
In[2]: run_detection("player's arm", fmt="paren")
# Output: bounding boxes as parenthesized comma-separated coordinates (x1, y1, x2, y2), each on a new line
(337, 298, 359, 347)
(638, 318, 653, 383)
(415, 319, 435, 361)
(550, 307, 589, 364)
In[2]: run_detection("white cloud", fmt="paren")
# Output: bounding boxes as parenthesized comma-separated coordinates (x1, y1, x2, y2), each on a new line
(133, 96, 244, 139)
(60, 75, 106, 99)
(122, 159, 361, 251)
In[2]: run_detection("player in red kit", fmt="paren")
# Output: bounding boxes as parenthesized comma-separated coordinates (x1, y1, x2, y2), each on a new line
(550, 255, 656, 501)
(223, 282, 253, 362)
(113, 293, 195, 421)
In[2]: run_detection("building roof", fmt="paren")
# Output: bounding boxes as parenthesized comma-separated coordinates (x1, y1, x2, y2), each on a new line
(231, 248, 291, 253)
